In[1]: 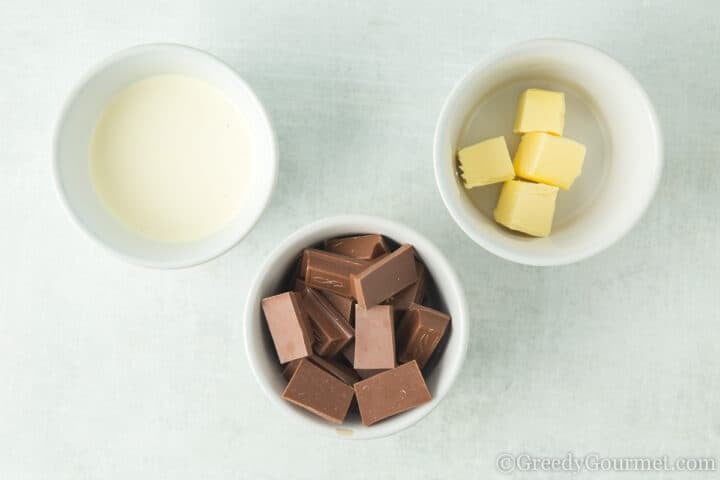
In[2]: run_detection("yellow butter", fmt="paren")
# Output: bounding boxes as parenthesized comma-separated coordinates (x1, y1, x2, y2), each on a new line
(513, 88, 565, 136)
(513, 132, 586, 190)
(493, 180, 559, 237)
(457, 136, 515, 188)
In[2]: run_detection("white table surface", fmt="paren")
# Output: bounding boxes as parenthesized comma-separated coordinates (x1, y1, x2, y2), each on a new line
(2, 1, 719, 479)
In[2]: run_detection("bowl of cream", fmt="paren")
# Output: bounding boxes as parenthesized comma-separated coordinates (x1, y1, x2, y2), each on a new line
(54, 43, 277, 268)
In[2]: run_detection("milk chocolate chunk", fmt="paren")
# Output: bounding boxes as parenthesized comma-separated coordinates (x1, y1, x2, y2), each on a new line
(354, 361, 432, 426)
(351, 244, 417, 309)
(302, 288, 354, 357)
(396, 304, 450, 368)
(341, 342, 383, 379)
(341, 342, 354, 364)
(302, 249, 368, 298)
(284, 356, 359, 385)
(296, 278, 354, 323)
(310, 355, 360, 385)
(293, 277, 308, 294)
(354, 304, 395, 370)
(282, 358, 303, 380)
(324, 234, 389, 260)
(282, 359, 354, 424)
(390, 261, 426, 311)
(261, 292, 313, 364)
(292, 254, 306, 281)
(323, 292, 354, 324)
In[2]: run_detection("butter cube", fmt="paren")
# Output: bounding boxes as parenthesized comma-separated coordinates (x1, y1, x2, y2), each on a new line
(513, 132, 586, 190)
(513, 88, 565, 136)
(457, 136, 515, 188)
(493, 180, 558, 237)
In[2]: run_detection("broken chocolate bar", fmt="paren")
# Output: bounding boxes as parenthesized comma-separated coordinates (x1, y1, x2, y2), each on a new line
(294, 278, 354, 322)
(310, 355, 360, 385)
(354, 361, 432, 426)
(282, 359, 354, 424)
(396, 303, 450, 368)
(283, 355, 359, 385)
(389, 261, 426, 311)
(261, 292, 313, 364)
(302, 249, 368, 298)
(323, 292, 354, 324)
(341, 342, 384, 379)
(354, 304, 395, 370)
(293, 277, 308, 294)
(324, 234, 389, 260)
(302, 288, 354, 357)
(351, 244, 417, 309)
(282, 358, 303, 380)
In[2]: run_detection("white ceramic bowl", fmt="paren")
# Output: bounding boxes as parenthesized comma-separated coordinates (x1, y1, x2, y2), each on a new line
(244, 215, 468, 439)
(434, 39, 663, 266)
(53, 44, 277, 268)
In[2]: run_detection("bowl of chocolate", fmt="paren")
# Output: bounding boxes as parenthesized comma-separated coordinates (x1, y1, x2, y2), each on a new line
(244, 215, 468, 439)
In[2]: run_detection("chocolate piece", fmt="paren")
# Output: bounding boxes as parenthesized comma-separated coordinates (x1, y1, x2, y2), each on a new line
(302, 249, 368, 298)
(323, 292, 355, 323)
(261, 292, 313, 364)
(296, 278, 354, 323)
(282, 359, 354, 424)
(351, 244, 417, 309)
(310, 355, 360, 385)
(354, 304, 395, 370)
(292, 254, 306, 281)
(341, 343, 383, 379)
(341, 342, 354, 364)
(356, 368, 385, 379)
(282, 359, 303, 380)
(389, 261, 427, 311)
(324, 234, 389, 260)
(353, 361, 432, 426)
(284, 356, 359, 385)
(302, 288, 354, 357)
(293, 277, 308, 294)
(396, 304, 450, 368)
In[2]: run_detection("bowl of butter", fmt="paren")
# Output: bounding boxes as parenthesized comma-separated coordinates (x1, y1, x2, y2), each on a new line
(54, 44, 277, 268)
(433, 39, 662, 266)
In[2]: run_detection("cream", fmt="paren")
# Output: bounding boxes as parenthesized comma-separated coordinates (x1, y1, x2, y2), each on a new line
(90, 74, 251, 243)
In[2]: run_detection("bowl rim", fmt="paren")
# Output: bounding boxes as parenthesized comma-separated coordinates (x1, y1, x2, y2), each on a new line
(242, 214, 469, 439)
(433, 38, 664, 266)
(52, 42, 278, 269)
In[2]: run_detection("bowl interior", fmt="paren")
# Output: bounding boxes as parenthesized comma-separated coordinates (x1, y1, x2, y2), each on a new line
(54, 45, 276, 267)
(244, 216, 468, 439)
(435, 40, 662, 265)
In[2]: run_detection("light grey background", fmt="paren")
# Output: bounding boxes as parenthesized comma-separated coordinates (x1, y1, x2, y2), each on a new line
(1, 1, 718, 479)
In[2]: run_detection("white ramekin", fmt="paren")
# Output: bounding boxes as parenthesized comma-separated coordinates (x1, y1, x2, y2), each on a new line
(434, 39, 663, 266)
(243, 215, 469, 439)
(53, 43, 277, 268)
